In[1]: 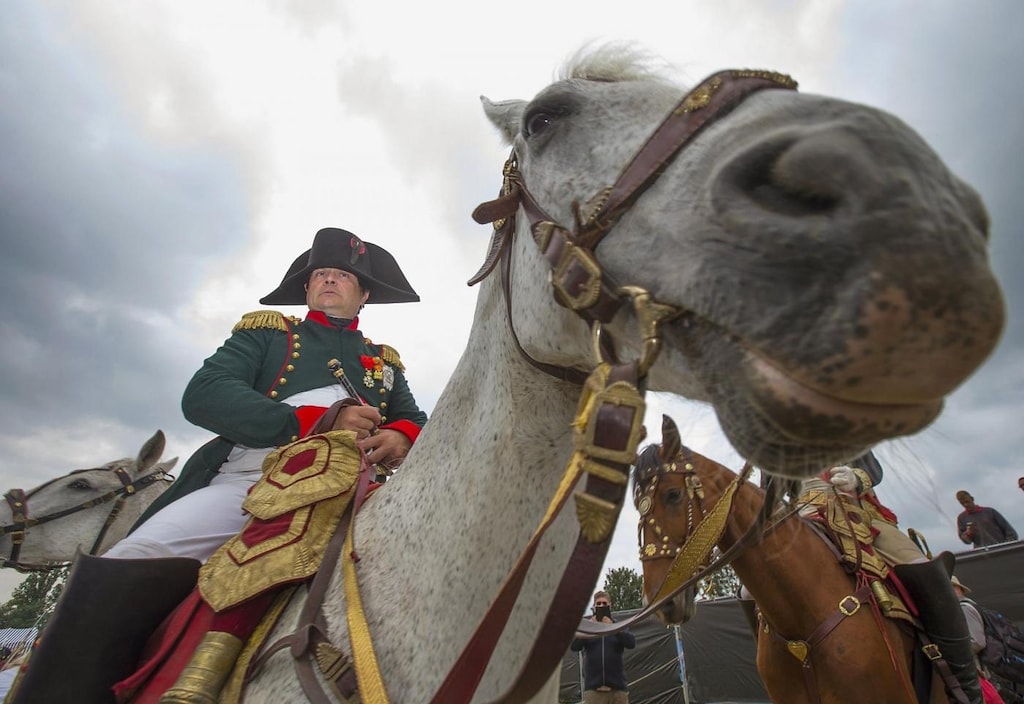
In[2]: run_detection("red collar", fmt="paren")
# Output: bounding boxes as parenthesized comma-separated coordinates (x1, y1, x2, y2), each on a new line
(305, 310, 360, 330)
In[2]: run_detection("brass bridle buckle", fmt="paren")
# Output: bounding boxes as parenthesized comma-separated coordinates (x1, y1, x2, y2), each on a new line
(838, 594, 861, 616)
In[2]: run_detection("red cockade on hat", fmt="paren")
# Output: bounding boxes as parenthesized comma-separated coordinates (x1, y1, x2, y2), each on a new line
(349, 235, 366, 265)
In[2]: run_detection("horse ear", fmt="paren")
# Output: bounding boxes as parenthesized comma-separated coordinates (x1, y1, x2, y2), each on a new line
(137, 430, 167, 470)
(659, 414, 681, 462)
(481, 96, 526, 146)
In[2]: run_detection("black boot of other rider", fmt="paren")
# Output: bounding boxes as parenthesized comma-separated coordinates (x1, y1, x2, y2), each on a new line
(894, 553, 983, 704)
(9, 552, 200, 704)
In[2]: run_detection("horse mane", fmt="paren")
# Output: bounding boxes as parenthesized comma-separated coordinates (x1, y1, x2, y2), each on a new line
(632, 442, 662, 488)
(558, 42, 676, 86)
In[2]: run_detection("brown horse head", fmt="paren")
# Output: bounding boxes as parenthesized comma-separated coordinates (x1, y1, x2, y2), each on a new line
(633, 414, 741, 624)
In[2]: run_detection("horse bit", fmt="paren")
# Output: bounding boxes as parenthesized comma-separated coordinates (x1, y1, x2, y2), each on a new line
(0, 466, 172, 571)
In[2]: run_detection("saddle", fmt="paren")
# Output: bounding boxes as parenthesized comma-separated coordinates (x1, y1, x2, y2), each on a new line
(116, 403, 370, 703)
(797, 485, 917, 627)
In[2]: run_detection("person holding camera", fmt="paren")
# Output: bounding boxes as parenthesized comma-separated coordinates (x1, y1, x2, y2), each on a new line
(956, 490, 1018, 548)
(570, 591, 636, 703)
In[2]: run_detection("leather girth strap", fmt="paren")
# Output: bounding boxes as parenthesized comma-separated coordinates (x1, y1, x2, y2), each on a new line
(765, 583, 878, 704)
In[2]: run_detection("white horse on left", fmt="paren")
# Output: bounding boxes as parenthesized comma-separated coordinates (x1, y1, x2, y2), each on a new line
(0, 430, 176, 572)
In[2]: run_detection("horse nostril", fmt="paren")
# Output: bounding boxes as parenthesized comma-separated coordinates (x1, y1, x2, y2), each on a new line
(718, 126, 877, 217)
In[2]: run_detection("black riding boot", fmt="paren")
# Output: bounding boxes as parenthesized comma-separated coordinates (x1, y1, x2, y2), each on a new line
(10, 552, 200, 704)
(894, 552, 983, 704)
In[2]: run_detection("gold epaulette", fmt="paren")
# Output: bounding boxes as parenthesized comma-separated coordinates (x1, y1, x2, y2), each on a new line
(232, 310, 302, 334)
(364, 339, 406, 371)
(852, 467, 873, 493)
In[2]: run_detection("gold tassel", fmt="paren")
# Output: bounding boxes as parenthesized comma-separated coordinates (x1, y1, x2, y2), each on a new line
(160, 631, 244, 704)
(870, 579, 895, 613)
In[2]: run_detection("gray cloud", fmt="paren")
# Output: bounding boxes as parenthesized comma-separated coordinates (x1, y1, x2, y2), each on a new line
(0, 2, 250, 447)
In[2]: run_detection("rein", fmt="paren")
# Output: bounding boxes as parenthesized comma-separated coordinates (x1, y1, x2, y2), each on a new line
(1, 467, 172, 571)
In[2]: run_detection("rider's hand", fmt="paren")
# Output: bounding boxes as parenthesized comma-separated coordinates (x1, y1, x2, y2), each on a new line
(358, 429, 412, 473)
(331, 404, 381, 440)
(829, 466, 861, 495)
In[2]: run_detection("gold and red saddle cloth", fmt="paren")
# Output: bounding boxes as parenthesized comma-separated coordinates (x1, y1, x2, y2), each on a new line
(799, 485, 917, 624)
(114, 430, 367, 703)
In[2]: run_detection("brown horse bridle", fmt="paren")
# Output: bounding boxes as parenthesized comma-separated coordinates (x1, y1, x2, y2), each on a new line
(634, 445, 759, 598)
(420, 69, 798, 704)
(0, 466, 173, 572)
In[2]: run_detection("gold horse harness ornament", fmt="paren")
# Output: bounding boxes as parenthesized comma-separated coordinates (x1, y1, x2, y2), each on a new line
(634, 449, 754, 605)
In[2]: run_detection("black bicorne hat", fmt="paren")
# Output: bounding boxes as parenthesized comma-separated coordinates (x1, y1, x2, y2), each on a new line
(259, 227, 419, 305)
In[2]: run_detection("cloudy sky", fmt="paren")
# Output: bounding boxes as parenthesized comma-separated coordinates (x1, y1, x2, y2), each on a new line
(1, 0, 1021, 602)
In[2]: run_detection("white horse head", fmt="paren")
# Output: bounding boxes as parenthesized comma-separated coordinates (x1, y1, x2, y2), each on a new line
(0, 430, 176, 570)
(227, 45, 1005, 704)
(478, 45, 1003, 477)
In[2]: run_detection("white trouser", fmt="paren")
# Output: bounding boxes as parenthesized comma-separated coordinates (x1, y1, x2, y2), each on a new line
(103, 470, 258, 561)
(105, 385, 350, 562)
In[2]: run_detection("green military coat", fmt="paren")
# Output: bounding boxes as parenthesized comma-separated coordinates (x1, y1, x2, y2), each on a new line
(135, 309, 427, 526)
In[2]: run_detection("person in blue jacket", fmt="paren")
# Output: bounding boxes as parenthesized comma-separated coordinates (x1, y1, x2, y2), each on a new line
(571, 591, 637, 703)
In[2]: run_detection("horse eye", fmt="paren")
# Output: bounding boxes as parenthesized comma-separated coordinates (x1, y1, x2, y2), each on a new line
(665, 487, 683, 505)
(524, 110, 556, 138)
(68, 479, 91, 490)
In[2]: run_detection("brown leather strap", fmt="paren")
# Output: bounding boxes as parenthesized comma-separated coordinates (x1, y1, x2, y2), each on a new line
(486, 362, 641, 704)
(429, 362, 640, 704)
(575, 70, 796, 246)
(916, 633, 970, 704)
(499, 237, 591, 385)
(3, 490, 26, 567)
(468, 185, 518, 286)
(805, 584, 873, 650)
(763, 583, 872, 704)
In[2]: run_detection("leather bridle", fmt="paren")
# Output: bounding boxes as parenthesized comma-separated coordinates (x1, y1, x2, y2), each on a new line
(0, 466, 173, 572)
(427, 69, 799, 704)
(469, 68, 798, 379)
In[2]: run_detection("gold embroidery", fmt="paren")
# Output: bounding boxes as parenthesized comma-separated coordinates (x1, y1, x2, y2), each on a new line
(198, 432, 361, 612)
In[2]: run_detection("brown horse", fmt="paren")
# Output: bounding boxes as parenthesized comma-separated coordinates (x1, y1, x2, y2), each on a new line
(634, 414, 951, 704)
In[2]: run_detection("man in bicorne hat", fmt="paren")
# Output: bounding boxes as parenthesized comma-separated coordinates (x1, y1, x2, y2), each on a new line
(12, 227, 427, 704)
(110, 226, 427, 559)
